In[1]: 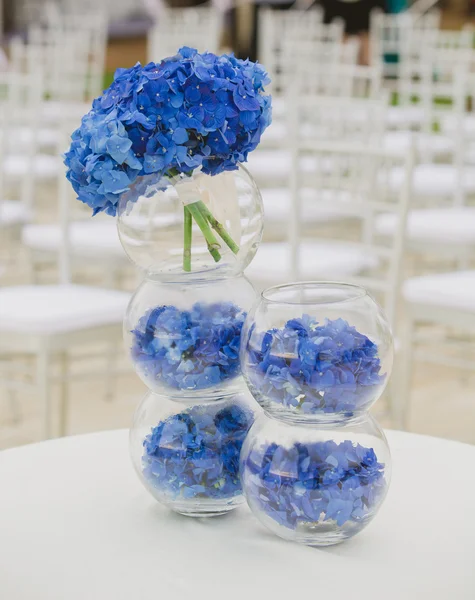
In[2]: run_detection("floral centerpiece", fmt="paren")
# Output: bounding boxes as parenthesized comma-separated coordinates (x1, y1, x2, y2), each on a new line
(66, 47, 270, 517)
(64, 46, 271, 272)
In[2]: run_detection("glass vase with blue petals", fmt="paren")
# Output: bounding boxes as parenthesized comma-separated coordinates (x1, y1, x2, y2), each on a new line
(240, 282, 393, 545)
(64, 47, 271, 516)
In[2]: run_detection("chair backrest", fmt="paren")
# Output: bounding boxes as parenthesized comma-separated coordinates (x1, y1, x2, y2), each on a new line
(148, 6, 221, 63)
(434, 27, 474, 51)
(10, 29, 93, 103)
(398, 44, 472, 205)
(370, 9, 440, 78)
(0, 72, 43, 220)
(259, 6, 342, 92)
(44, 10, 109, 99)
(288, 140, 413, 326)
(286, 93, 388, 150)
(287, 63, 382, 98)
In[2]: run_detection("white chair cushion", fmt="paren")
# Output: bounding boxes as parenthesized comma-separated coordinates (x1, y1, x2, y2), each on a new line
(376, 208, 475, 245)
(262, 188, 356, 225)
(246, 151, 316, 184)
(442, 114, 475, 135)
(22, 220, 125, 258)
(0, 285, 130, 334)
(384, 131, 454, 157)
(3, 154, 59, 180)
(0, 201, 31, 227)
(246, 241, 379, 288)
(386, 106, 425, 128)
(5, 127, 59, 150)
(271, 97, 286, 120)
(388, 164, 475, 197)
(403, 271, 475, 312)
(41, 101, 91, 125)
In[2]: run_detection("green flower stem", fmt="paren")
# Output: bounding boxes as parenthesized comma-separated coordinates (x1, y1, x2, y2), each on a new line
(183, 206, 192, 272)
(186, 201, 222, 263)
(196, 200, 240, 255)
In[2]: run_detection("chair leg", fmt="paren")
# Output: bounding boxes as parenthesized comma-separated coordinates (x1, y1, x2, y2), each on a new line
(58, 352, 70, 437)
(6, 389, 22, 425)
(104, 343, 118, 402)
(393, 316, 416, 431)
(36, 348, 51, 440)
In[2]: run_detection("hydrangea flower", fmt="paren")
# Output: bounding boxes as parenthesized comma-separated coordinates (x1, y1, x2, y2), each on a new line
(244, 317, 385, 414)
(64, 46, 271, 218)
(143, 402, 254, 500)
(243, 439, 386, 529)
(131, 301, 246, 391)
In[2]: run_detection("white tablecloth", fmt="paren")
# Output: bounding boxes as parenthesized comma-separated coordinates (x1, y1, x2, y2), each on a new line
(0, 429, 474, 599)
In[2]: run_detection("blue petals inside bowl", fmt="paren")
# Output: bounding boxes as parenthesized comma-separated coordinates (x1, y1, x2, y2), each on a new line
(243, 439, 386, 529)
(131, 301, 246, 391)
(142, 402, 254, 500)
(245, 316, 386, 415)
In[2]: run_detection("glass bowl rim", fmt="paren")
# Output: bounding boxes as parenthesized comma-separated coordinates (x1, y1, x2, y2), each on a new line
(260, 281, 368, 306)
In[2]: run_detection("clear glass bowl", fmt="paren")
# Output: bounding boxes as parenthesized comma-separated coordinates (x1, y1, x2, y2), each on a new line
(130, 391, 255, 517)
(240, 282, 393, 422)
(240, 412, 391, 546)
(124, 274, 256, 398)
(117, 165, 264, 278)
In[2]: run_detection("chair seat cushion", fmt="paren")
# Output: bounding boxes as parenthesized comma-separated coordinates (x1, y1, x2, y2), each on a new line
(0, 201, 31, 227)
(41, 101, 91, 125)
(262, 188, 356, 225)
(386, 105, 425, 128)
(388, 163, 475, 197)
(246, 241, 379, 287)
(22, 220, 125, 258)
(6, 127, 59, 150)
(384, 131, 454, 157)
(246, 150, 316, 183)
(442, 114, 475, 135)
(0, 285, 130, 334)
(4, 154, 59, 180)
(403, 271, 475, 311)
(376, 208, 475, 245)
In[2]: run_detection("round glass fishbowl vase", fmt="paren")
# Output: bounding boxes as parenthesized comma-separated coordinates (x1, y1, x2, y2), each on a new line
(240, 412, 391, 546)
(130, 391, 255, 516)
(117, 164, 264, 278)
(124, 274, 256, 398)
(240, 282, 393, 423)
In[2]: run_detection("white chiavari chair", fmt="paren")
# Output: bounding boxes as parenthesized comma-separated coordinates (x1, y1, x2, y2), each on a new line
(249, 90, 387, 190)
(247, 139, 413, 335)
(396, 270, 475, 429)
(0, 124, 130, 440)
(375, 46, 475, 263)
(258, 5, 327, 92)
(0, 72, 49, 243)
(21, 112, 133, 287)
(261, 63, 383, 150)
(370, 9, 441, 80)
(148, 6, 221, 63)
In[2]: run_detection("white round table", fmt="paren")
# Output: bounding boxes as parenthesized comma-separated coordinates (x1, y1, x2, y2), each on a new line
(0, 430, 474, 600)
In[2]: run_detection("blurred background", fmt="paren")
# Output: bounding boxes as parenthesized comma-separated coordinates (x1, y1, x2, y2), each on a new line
(0, 0, 474, 449)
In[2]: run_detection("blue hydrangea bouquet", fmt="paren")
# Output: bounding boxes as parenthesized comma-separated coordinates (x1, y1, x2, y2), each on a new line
(64, 46, 271, 272)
